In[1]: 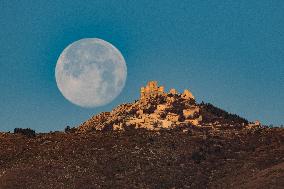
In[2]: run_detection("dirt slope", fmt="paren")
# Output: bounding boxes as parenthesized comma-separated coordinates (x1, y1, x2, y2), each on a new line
(0, 127, 283, 189)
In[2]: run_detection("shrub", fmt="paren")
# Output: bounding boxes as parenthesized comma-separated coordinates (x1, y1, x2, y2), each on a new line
(64, 125, 76, 133)
(64, 126, 71, 132)
(14, 128, 36, 137)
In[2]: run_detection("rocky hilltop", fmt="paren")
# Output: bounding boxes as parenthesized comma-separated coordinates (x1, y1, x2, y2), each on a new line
(77, 81, 256, 132)
(0, 81, 283, 188)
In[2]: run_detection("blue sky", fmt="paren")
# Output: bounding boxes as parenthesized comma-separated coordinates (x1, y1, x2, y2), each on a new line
(0, 0, 283, 132)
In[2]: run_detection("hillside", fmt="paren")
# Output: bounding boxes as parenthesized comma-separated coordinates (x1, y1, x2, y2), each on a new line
(77, 81, 251, 133)
(0, 81, 283, 188)
(0, 127, 283, 188)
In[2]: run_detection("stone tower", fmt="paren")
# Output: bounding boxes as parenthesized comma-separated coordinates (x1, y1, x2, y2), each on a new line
(140, 81, 164, 100)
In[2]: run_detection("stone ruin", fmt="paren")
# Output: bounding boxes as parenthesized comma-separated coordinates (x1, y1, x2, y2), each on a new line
(140, 81, 195, 101)
(127, 81, 201, 130)
(140, 81, 164, 100)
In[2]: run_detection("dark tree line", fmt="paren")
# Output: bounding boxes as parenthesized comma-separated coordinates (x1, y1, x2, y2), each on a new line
(14, 128, 36, 137)
(200, 102, 248, 124)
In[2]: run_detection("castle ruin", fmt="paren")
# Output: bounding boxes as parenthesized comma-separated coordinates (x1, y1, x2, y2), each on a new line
(140, 81, 164, 100)
(140, 81, 195, 100)
(135, 81, 201, 129)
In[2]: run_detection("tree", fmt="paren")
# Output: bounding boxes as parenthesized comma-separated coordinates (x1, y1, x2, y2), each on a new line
(64, 125, 76, 133)
(14, 128, 36, 138)
(65, 125, 71, 132)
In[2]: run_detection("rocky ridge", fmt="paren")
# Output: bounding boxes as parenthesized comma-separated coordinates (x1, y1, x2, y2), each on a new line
(77, 81, 255, 133)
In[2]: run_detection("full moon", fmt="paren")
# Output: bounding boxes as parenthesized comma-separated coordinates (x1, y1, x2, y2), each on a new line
(55, 38, 127, 108)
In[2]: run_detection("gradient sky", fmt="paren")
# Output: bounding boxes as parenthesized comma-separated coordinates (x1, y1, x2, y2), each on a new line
(1, 0, 283, 132)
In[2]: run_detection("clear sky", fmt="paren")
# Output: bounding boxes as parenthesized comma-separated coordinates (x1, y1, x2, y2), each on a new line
(1, 0, 283, 132)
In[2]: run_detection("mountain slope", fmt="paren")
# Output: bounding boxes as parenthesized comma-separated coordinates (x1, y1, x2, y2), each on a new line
(0, 81, 282, 188)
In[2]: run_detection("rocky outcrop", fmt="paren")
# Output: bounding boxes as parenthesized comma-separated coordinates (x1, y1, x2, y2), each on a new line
(77, 81, 252, 133)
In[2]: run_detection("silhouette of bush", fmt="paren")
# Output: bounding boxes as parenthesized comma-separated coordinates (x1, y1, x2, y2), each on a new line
(64, 125, 76, 133)
(14, 128, 36, 137)
(65, 126, 71, 132)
